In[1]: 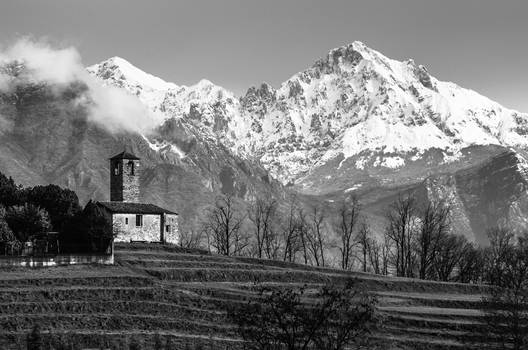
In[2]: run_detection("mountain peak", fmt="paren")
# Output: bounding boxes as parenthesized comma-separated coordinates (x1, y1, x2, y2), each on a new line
(194, 78, 214, 88)
(310, 41, 381, 76)
(88, 56, 177, 91)
(104, 56, 134, 68)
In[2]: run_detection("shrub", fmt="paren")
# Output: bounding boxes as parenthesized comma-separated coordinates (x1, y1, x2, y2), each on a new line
(26, 325, 43, 350)
(24, 184, 81, 232)
(5, 203, 51, 242)
(0, 206, 17, 243)
(81, 200, 114, 253)
(228, 280, 377, 350)
(129, 337, 143, 350)
(0, 171, 22, 207)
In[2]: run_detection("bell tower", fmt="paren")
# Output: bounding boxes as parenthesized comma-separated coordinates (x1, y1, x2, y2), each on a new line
(109, 150, 141, 202)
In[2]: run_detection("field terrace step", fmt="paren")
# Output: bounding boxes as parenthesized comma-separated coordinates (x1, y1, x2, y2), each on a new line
(0, 329, 242, 350)
(0, 265, 155, 289)
(144, 267, 345, 283)
(0, 300, 228, 321)
(384, 313, 485, 332)
(0, 245, 496, 349)
(374, 333, 484, 350)
(381, 325, 501, 344)
(0, 286, 172, 303)
(377, 295, 485, 309)
(116, 251, 232, 263)
(380, 306, 484, 318)
(376, 291, 484, 307)
(0, 287, 242, 313)
(123, 259, 293, 271)
(0, 313, 238, 335)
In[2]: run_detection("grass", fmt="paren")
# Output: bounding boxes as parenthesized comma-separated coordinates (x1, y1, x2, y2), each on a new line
(0, 242, 492, 349)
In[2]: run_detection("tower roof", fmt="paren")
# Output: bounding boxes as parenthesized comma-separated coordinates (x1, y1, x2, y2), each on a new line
(109, 150, 140, 160)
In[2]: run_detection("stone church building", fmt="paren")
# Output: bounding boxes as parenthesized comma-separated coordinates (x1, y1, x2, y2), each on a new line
(96, 150, 179, 244)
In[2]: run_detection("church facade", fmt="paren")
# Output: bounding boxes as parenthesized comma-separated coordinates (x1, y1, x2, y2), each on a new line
(96, 151, 179, 244)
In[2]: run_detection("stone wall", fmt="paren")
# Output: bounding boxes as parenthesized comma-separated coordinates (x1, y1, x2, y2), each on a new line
(110, 159, 140, 202)
(122, 159, 140, 202)
(113, 213, 162, 242)
(164, 214, 179, 245)
(0, 254, 114, 268)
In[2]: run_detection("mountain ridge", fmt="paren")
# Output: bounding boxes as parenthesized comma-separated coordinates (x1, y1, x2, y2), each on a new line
(2, 40, 528, 242)
(87, 41, 528, 187)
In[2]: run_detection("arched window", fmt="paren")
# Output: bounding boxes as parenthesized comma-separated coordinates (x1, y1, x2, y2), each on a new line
(127, 161, 135, 175)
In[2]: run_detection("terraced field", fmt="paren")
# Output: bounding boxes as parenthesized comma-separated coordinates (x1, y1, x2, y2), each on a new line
(0, 244, 492, 349)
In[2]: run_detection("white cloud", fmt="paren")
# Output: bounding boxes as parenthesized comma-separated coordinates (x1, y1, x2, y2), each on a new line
(0, 37, 159, 135)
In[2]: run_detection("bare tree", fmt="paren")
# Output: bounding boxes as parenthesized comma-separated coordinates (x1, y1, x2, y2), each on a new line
(248, 197, 278, 259)
(179, 229, 204, 249)
(366, 234, 391, 276)
(282, 198, 303, 263)
(381, 235, 391, 276)
(385, 194, 418, 277)
(367, 238, 382, 275)
(263, 223, 282, 260)
(202, 195, 247, 256)
(486, 226, 516, 286)
(455, 242, 485, 284)
(336, 197, 361, 270)
(432, 233, 470, 281)
(481, 231, 528, 350)
(305, 205, 327, 267)
(416, 201, 451, 280)
(356, 220, 371, 273)
(296, 208, 311, 265)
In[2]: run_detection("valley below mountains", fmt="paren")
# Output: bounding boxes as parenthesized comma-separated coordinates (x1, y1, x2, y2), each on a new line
(1, 41, 528, 242)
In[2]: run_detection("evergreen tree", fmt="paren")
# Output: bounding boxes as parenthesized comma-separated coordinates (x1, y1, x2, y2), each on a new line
(6, 204, 51, 242)
(25, 184, 81, 232)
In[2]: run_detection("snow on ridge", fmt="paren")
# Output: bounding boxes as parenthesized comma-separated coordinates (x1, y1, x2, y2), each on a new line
(87, 43, 528, 184)
(142, 134, 186, 159)
(87, 56, 178, 91)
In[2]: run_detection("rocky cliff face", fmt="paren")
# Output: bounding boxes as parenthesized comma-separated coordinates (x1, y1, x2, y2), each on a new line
(88, 43, 528, 190)
(1, 41, 528, 241)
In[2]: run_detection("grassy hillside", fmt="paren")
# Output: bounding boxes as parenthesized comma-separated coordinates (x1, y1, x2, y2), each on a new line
(0, 243, 493, 349)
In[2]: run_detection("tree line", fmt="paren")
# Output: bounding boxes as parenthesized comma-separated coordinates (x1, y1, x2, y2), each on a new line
(0, 171, 113, 254)
(186, 192, 483, 282)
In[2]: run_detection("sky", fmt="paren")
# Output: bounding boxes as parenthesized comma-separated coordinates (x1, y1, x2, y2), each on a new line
(0, 0, 527, 111)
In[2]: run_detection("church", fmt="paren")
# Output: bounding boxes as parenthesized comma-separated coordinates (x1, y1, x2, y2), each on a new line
(96, 150, 179, 244)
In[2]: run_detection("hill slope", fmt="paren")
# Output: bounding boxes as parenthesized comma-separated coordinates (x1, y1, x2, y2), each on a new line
(0, 244, 492, 349)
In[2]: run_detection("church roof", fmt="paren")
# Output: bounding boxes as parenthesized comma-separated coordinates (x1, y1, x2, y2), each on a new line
(97, 201, 177, 215)
(109, 151, 140, 160)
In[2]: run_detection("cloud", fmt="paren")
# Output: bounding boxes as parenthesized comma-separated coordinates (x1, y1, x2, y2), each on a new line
(0, 38, 84, 85)
(0, 37, 159, 135)
(82, 81, 163, 134)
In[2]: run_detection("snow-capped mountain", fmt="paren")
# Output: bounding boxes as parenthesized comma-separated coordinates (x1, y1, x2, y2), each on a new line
(83, 42, 528, 243)
(88, 42, 528, 189)
(2, 40, 527, 242)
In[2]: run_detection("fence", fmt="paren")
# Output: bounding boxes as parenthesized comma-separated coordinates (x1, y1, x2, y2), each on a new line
(0, 253, 114, 267)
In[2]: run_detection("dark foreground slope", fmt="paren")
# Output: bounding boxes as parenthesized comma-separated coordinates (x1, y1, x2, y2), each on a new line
(0, 244, 492, 349)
